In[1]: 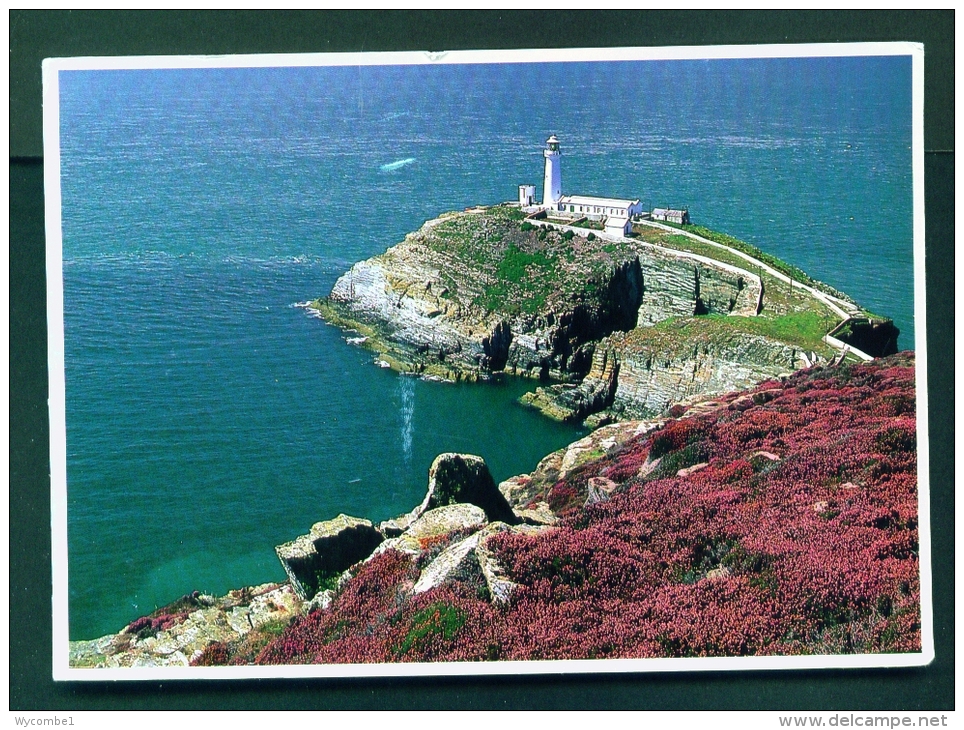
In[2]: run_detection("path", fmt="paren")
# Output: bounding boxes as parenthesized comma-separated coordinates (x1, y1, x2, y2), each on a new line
(529, 214, 874, 363)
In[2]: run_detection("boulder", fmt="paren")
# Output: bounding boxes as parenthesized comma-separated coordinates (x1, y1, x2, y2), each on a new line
(420, 453, 517, 524)
(412, 529, 489, 595)
(377, 503, 488, 557)
(476, 537, 518, 606)
(275, 514, 383, 600)
(585, 476, 618, 506)
(513, 501, 558, 526)
(676, 462, 709, 478)
(412, 522, 520, 603)
(380, 453, 518, 535)
(497, 474, 533, 508)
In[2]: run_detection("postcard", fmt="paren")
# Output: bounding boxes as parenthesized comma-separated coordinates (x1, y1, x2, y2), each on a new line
(44, 43, 930, 680)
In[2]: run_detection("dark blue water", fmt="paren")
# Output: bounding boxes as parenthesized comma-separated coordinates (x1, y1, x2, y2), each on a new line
(58, 56, 915, 640)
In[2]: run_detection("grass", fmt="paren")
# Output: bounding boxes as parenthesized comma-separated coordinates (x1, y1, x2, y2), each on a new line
(497, 244, 555, 283)
(475, 241, 559, 314)
(393, 602, 466, 657)
(724, 311, 832, 352)
(314, 569, 342, 595)
(623, 309, 835, 356)
(683, 225, 813, 284)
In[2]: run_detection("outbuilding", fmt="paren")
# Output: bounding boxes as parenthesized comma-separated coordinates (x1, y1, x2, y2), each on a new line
(604, 214, 632, 237)
(652, 207, 690, 225)
(518, 184, 536, 207)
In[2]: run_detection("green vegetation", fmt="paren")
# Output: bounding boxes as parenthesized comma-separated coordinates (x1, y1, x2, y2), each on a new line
(497, 244, 555, 283)
(622, 309, 834, 357)
(501, 204, 528, 221)
(313, 569, 342, 595)
(394, 602, 466, 657)
(473, 242, 561, 314)
(684, 224, 813, 286)
(655, 232, 764, 273)
(724, 311, 833, 352)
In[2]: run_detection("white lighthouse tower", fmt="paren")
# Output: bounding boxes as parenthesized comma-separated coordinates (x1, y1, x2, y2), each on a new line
(542, 135, 562, 207)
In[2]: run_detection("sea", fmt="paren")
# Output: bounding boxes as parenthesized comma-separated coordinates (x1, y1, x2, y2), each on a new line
(56, 55, 915, 640)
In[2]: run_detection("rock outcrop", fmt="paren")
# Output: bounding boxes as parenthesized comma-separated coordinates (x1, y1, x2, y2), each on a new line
(497, 419, 664, 511)
(421, 452, 517, 524)
(68, 583, 301, 668)
(314, 207, 756, 389)
(376, 503, 490, 557)
(519, 342, 620, 422)
(604, 326, 808, 420)
(379, 453, 518, 535)
(831, 317, 901, 358)
(275, 514, 384, 600)
(69, 451, 552, 668)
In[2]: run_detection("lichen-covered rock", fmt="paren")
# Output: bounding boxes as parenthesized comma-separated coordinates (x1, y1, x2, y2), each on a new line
(376, 503, 488, 557)
(585, 476, 618, 505)
(68, 583, 300, 668)
(520, 323, 812, 424)
(411, 528, 491, 596)
(412, 521, 530, 603)
(513, 501, 558, 526)
(380, 453, 517, 534)
(476, 537, 518, 606)
(421, 453, 517, 524)
(275, 514, 383, 600)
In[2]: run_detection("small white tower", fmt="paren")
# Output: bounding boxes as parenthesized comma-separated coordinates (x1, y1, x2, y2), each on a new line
(518, 184, 536, 207)
(542, 135, 562, 207)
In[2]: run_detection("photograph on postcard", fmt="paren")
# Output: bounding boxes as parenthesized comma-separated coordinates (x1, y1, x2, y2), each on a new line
(44, 44, 930, 679)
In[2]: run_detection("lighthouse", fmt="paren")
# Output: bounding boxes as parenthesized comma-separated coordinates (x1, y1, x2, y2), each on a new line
(542, 135, 562, 207)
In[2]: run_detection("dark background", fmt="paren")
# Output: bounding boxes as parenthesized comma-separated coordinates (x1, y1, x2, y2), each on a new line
(10, 10, 954, 710)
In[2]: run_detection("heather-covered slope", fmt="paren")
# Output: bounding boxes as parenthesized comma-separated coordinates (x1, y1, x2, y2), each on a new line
(242, 353, 919, 664)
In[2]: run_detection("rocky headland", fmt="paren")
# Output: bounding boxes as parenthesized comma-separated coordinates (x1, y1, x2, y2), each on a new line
(70, 353, 920, 666)
(313, 205, 898, 424)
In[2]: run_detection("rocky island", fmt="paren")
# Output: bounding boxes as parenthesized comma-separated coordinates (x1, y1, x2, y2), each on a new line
(314, 203, 898, 425)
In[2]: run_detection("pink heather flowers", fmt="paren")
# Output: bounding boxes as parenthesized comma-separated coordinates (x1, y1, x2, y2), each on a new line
(230, 353, 921, 664)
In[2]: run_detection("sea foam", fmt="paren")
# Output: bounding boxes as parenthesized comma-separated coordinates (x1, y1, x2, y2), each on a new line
(380, 157, 416, 172)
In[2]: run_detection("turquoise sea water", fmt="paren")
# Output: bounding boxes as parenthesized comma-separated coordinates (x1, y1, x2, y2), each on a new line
(58, 57, 915, 640)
